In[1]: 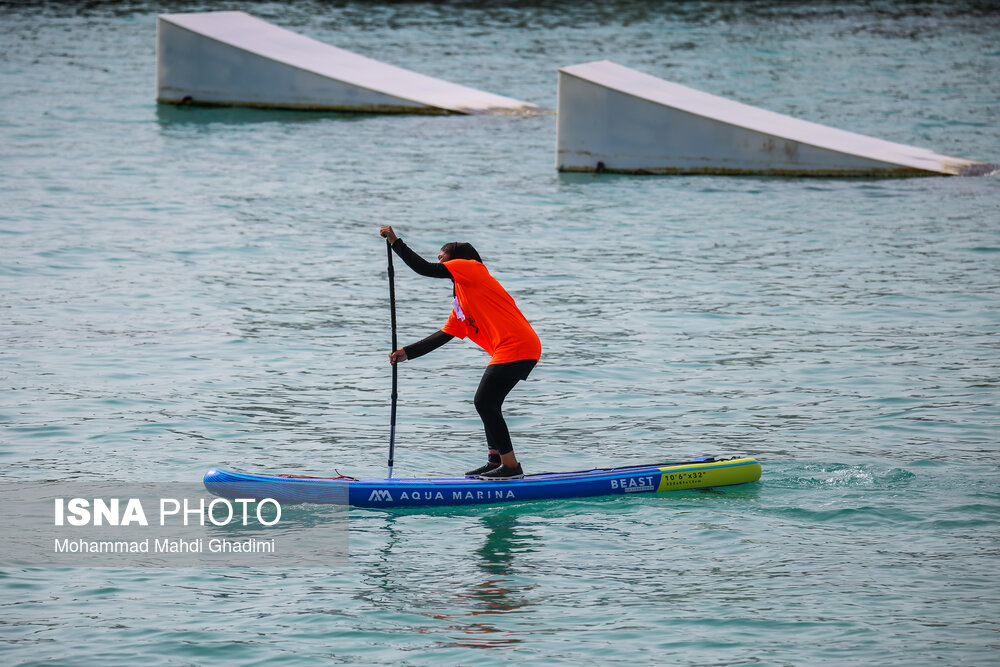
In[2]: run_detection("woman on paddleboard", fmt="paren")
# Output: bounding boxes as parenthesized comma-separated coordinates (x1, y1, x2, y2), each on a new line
(379, 225, 540, 479)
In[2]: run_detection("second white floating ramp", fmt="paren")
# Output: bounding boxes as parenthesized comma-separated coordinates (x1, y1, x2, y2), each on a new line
(557, 60, 992, 176)
(156, 11, 545, 115)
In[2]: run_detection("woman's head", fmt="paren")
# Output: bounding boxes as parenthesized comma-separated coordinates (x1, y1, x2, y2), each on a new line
(438, 242, 483, 263)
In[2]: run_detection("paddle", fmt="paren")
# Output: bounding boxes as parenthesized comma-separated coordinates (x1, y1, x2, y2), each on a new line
(386, 238, 398, 479)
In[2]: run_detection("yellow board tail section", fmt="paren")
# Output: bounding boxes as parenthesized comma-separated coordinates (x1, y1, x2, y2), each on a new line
(656, 457, 762, 492)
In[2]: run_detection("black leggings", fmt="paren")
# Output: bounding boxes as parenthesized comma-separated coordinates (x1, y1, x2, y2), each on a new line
(473, 359, 536, 456)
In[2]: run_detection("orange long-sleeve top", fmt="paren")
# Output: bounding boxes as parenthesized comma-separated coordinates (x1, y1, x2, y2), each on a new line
(440, 258, 541, 365)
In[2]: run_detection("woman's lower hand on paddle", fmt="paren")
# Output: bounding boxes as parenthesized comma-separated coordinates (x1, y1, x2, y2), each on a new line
(389, 348, 407, 365)
(380, 225, 398, 244)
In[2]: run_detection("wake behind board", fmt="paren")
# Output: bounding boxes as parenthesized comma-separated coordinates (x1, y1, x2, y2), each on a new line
(204, 456, 761, 508)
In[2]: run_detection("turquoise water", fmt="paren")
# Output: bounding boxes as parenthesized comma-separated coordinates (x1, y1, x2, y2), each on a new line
(2, 1, 999, 664)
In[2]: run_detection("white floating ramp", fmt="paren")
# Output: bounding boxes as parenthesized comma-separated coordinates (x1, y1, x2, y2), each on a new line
(156, 11, 546, 116)
(557, 60, 993, 176)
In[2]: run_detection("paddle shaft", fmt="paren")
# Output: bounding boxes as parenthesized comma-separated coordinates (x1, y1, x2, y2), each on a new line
(386, 239, 398, 479)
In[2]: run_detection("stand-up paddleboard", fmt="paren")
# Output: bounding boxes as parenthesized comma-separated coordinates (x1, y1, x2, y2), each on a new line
(204, 456, 761, 508)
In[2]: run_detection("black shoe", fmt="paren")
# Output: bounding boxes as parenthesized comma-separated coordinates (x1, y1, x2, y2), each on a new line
(479, 463, 524, 479)
(465, 461, 501, 477)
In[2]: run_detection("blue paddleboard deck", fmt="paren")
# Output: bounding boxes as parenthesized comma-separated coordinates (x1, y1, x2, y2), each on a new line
(204, 456, 762, 508)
